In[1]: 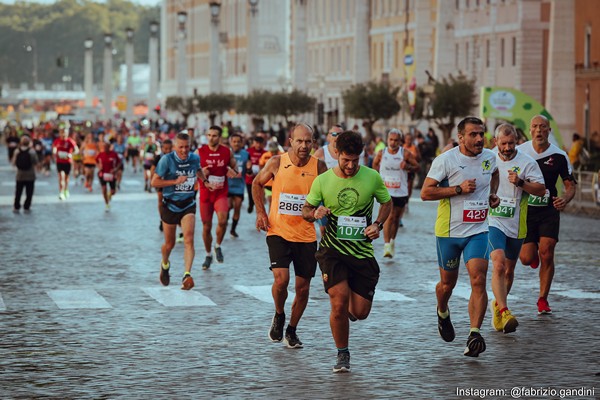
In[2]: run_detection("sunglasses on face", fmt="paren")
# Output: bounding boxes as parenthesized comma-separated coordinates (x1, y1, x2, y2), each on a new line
(329, 131, 339, 137)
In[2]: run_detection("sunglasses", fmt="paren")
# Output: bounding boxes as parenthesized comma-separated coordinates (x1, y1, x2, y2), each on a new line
(329, 131, 339, 137)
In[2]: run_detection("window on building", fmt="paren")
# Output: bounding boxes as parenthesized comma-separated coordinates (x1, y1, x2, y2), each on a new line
(585, 25, 591, 68)
(512, 36, 516, 66)
(500, 37, 505, 67)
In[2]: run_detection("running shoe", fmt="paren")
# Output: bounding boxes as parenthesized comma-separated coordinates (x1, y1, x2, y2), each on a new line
(268, 312, 285, 342)
(500, 310, 519, 334)
(247, 204, 254, 213)
(159, 221, 163, 232)
(230, 230, 239, 238)
(399, 219, 404, 227)
(348, 312, 357, 322)
(181, 274, 194, 290)
(215, 246, 224, 263)
(530, 254, 539, 269)
(383, 243, 393, 258)
(390, 240, 395, 257)
(64, 189, 70, 198)
(202, 255, 213, 270)
(333, 351, 351, 373)
(537, 297, 552, 314)
(284, 330, 303, 349)
(176, 233, 184, 243)
(59, 191, 65, 200)
(159, 262, 170, 286)
(105, 204, 110, 212)
(490, 299, 502, 332)
(463, 332, 486, 357)
(437, 308, 455, 342)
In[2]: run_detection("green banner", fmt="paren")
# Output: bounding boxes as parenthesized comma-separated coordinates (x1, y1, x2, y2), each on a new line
(479, 86, 563, 148)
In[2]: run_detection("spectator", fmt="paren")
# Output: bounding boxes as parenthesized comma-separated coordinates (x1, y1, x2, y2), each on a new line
(12, 135, 39, 213)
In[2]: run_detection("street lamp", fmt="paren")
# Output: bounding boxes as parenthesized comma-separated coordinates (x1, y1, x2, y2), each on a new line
(84, 38, 93, 107)
(209, 2, 222, 93)
(148, 21, 159, 117)
(125, 27, 134, 121)
(248, 0, 258, 16)
(247, 0, 259, 90)
(210, 2, 221, 23)
(103, 33, 113, 121)
(176, 11, 188, 99)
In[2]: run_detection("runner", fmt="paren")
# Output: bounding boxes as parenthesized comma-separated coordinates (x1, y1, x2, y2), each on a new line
(253, 123, 327, 349)
(245, 136, 266, 213)
(421, 116, 499, 358)
(372, 128, 419, 258)
(96, 141, 122, 211)
(151, 139, 173, 231)
(52, 126, 78, 200)
(151, 132, 213, 290)
(227, 133, 250, 238)
(518, 115, 577, 314)
(126, 130, 141, 173)
(112, 133, 127, 190)
(259, 140, 284, 212)
(197, 125, 238, 270)
(142, 133, 160, 192)
(81, 133, 99, 192)
(302, 130, 392, 372)
(487, 123, 545, 333)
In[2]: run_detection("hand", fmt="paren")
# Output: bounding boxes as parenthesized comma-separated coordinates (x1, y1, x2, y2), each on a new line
(460, 179, 477, 194)
(313, 206, 331, 220)
(489, 193, 500, 209)
(174, 176, 187, 185)
(203, 181, 215, 191)
(507, 170, 520, 186)
(552, 196, 567, 211)
(226, 167, 238, 179)
(255, 212, 270, 231)
(202, 166, 210, 176)
(364, 224, 380, 240)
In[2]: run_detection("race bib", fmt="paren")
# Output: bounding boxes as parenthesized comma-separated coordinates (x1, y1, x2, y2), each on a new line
(57, 151, 69, 159)
(86, 149, 97, 157)
(102, 173, 114, 182)
(489, 197, 516, 218)
(383, 176, 401, 189)
(208, 175, 225, 189)
(175, 176, 196, 192)
(144, 152, 155, 160)
(336, 216, 367, 241)
(463, 200, 488, 223)
(278, 193, 305, 216)
(528, 189, 550, 207)
(252, 165, 260, 174)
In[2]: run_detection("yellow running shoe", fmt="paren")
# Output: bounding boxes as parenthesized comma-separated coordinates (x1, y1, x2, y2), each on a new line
(501, 309, 519, 334)
(490, 299, 502, 331)
(383, 243, 393, 258)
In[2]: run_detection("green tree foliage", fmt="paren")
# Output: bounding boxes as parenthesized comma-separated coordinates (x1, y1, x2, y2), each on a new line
(0, 0, 159, 89)
(267, 89, 316, 125)
(342, 81, 401, 141)
(427, 73, 478, 143)
(198, 93, 236, 126)
(165, 96, 195, 126)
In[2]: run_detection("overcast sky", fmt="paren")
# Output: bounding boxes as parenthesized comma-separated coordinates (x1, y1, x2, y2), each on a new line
(0, 0, 161, 5)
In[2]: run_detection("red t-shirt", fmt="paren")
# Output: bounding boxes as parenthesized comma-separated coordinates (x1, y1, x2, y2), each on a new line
(97, 151, 121, 173)
(245, 147, 266, 184)
(198, 144, 231, 193)
(53, 138, 77, 164)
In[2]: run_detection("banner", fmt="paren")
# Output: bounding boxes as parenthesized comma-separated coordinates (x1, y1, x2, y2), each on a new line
(479, 86, 563, 148)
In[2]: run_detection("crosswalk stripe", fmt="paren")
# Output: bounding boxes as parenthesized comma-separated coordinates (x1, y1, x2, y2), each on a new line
(47, 289, 112, 309)
(233, 285, 284, 303)
(0, 293, 5, 310)
(554, 289, 600, 299)
(376, 290, 416, 302)
(142, 287, 217, 307)
(426, 281, 520, 301)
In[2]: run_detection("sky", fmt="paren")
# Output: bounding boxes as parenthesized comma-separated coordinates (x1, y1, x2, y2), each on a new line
(0, 0, 161, 5)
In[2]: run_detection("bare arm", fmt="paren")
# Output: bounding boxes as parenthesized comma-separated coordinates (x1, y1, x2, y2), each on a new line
(363, 199, 392, 240)
(151, 173, 187, 188)
(401, 150, 419, 172)
(553, 178, 577, 211)
(316, 159, 328, 175)
(252, 155, 281, 231)
(372, 150, 383, 172)
(489, 169, 500, 208)
(507, 170, 546, 197)
(313, 147, 324, 161)
(421, 177, 475, 201)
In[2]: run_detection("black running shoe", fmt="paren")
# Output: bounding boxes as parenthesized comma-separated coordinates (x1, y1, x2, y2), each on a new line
(284, 330, 303, 349)
(159, 221, 163, 231)
(348, 312, 357, 322)
(268, 312, 285, 342)
(215, 247, 224, 263)
(437, 308, 455, 342)
(464, 332, 486, 357)
(202, 255, 213, 270)
(230, 230, 239, 238)
(333, 351, 351, 373)
(159, 262, 170, 286)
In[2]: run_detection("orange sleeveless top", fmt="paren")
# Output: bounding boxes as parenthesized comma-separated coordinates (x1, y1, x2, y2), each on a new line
(267, 153, 319, 242)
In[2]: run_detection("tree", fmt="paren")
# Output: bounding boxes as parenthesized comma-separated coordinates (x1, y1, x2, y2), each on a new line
(165, 96, 195, 127)
(198, 93, 236, 126)
(342, 81, 401, 142)
(426, 73, 478, 144)
(236, 89, 272, 132)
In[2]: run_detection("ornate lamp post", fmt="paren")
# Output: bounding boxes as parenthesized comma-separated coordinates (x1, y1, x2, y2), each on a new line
(148, 20, 159, 117)
(125, 27, 134, 121)
(176, 11, 188, 97)
(84, 38, 93, 107)
(247, 0, 259, 91)
(103, 33, 113, 121)
(209, 2, 222, 93)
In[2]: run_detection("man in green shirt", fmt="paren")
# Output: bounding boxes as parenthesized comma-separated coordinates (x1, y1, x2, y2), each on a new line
(302, 131, 392, 373)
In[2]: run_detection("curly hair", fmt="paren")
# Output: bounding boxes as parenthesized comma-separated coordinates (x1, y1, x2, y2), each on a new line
(335, 131, 364, 156)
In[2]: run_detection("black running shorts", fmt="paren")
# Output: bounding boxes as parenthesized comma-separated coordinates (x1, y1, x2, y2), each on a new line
(160, 203, 196, 225)
(266, 235, 317, 279)
(391, 196, 409, 208)
(524, 207, 560, 243)
(56, 163, 72, 175)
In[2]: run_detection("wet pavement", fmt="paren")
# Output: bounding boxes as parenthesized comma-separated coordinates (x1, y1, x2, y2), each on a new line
(1, 146, 599, 399)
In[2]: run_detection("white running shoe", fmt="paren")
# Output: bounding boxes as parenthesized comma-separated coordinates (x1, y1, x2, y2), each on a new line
(383, 243, 393, 258)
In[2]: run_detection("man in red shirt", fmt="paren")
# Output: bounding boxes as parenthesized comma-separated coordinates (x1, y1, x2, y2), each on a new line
(52, 126, 78, 200)
(245, 135, 266, 213)
(97, 141, 122, 211)
(198, 126, 238, 269)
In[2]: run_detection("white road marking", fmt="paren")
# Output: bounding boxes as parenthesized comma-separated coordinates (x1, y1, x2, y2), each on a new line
(376, 290, 416, 302)
(47, 289, 112, 309)
(0, 293, 5, 311)
(233, 285, 316, 303)
(143, 287, 217, 307)
(554, 289, 600, 300)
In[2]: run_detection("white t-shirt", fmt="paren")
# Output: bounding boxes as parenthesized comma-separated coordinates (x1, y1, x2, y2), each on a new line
(379, 147, 409, 197)
(426, 147, 497, 238)
(488, 150, 544, 239)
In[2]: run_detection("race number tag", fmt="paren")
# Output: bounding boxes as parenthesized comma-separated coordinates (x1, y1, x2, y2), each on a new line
(278, 193, 305, 216)
(208, 175, 225, 189)
(176, 176, 196, 192)
(251, 165, 260, 174)
(463, 200, 488, 223)
(102, 173, 114, 182)
(489, 197, 516, 218)
(528, 189, 550, 207)
(145, 152, 154, 160)
(336, 216, 367, 241)
(383, 176, 401, 189)
(57, 151, 69, 159)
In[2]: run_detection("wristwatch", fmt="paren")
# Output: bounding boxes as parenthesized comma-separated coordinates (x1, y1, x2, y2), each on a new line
(373, 220, 384, 231)
(517, 178, 525, 187)
(455, 185, 462, 195)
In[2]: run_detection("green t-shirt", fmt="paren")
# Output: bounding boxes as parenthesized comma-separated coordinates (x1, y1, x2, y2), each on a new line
(306, 166, 391, 258)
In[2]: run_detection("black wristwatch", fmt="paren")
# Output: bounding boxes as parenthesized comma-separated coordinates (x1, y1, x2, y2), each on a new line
(455, 185, 462, 195)
(517, 178, 525, 187)
(373, 220, 384, 231)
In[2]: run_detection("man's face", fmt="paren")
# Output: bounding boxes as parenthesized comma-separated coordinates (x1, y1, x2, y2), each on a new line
(460, 123, 485, 156)
(229, 136, 243, 152)
(529, 116, 550, 146)
(207, 129, 221, 147)
(289, 127, 313, 160)
(253, 140, 264, 150)
(101, 141, 110, 152)
(328, 127, 342, 146)
(175, 138, 190, 159)
(162, 142, 173, 154)
(387, 133, 401, 151)
(338, 152, 361, 177)
(496, 132, 517, 160)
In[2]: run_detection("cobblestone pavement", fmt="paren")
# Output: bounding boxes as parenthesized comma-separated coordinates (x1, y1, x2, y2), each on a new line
(1, 148, 599, 399)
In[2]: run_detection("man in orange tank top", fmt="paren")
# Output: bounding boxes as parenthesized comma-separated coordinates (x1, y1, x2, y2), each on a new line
(252, 123, 328, 349)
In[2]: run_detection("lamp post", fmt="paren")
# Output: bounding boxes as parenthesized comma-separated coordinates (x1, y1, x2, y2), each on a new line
(103, 33, 113, 121)
(209, 2, 222, 93)
(247, 0, 259, 91)
(125, 27, 134, 121)
(84, 38, 93, 107)
(176, 11, 188, 97)
(148, 20, 159, 118)
(24, 40, 38, 88)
